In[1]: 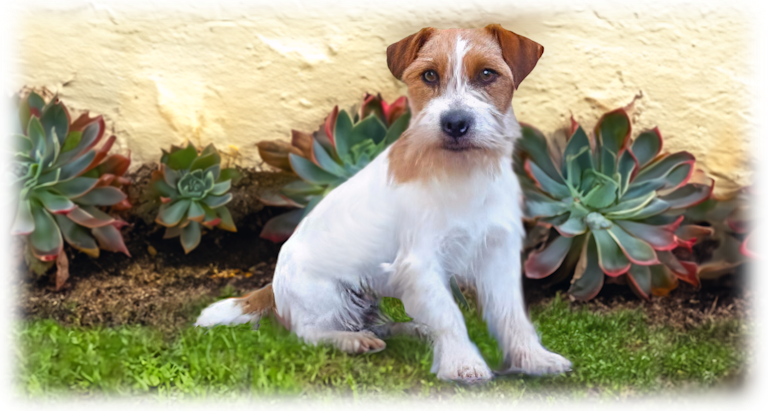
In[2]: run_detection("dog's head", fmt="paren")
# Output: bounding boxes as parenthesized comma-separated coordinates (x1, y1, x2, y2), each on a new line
(386, 25, 543, 184)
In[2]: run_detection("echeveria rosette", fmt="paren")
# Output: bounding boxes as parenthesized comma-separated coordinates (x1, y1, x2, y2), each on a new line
(516, 107, 714, 301)
(258, 94, 411, 243)
(727, 174, 768, 261)
(151, 142, 238, 253)
(9, 91, 131, 271)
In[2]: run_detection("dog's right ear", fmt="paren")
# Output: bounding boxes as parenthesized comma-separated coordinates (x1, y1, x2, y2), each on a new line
(387, 28, 436, 80)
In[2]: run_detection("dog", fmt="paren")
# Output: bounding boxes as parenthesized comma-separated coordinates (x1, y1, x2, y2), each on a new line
(195, 24, 571, 383)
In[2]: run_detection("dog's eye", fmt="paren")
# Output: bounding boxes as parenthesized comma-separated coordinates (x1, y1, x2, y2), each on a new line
(422, 70, 439, 85)
(479, 69, 498, 84)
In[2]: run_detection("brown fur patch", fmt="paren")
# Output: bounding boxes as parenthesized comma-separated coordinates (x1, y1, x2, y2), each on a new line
(238, 283, 276, 315)
(388, 129, 503, 184)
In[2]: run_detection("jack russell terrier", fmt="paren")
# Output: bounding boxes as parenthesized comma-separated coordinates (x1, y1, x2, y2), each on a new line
(195, 24, 571, 383)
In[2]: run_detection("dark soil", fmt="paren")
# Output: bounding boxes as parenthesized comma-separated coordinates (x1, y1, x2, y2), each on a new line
(524, 273, 750, 330)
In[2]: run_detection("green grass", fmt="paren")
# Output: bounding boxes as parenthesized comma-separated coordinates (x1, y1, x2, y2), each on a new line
(15, 295, 747, 400)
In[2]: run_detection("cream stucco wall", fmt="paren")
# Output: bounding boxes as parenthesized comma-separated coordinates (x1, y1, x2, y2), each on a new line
(10, 0, 755, 195)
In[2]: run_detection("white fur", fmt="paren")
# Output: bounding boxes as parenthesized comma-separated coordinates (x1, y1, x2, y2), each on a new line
(194, 298, 261, 328)
(198, 33, 571, 383)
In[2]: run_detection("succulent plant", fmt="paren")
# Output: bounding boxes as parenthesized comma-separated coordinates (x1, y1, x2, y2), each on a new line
(726, 174, 768, 261)
(256, 93, 410, 242)
(681, 187, 753, 278)
(9, 91, 131, 288)
(150, 142, 238, 253)
(516, 108, 714, 300)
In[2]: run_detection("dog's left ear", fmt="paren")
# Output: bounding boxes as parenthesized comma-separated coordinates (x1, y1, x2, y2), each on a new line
(485, 24, 544, 90)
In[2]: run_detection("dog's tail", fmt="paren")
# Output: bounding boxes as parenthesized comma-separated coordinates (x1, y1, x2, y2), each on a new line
(194, 284, 276, 329)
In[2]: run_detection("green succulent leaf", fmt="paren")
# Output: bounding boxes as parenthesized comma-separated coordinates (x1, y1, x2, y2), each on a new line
(581, 181, 618, 210)
(157, 199, 191, 227)
(34, 188, 76, 214)
(350, 114, 387, 147)
(289, 153, 339, 185)
(524, 235, 573, 279)
(181, 221, 202, 254)
(622, 179, 666, 201)
(592, 228, 631, 276)
(632, 129, 663, 168)
(58, 150, 96, 182)
(152, 178, 177, 200)
(52, 121, 102, 168)
(596, 108, 630, 160)
(312, 139, 347, 176)
(383, 110, 411, 147)
(187, 201, 205, 221)
(67, 206, 114, 228)
(527, 160, 571, 200)
(215, 206, 237, 232)
(633, 152, 695, 185)
(27, 92, 45, 113)
(617, 150, 637, 195)
(27, 117, 46, 158)
(556, 204, 590, 236)
(525, 191, 572, 219)
(11, 199, 35, 235)
(606, 224, 659, 265)
(54, 214, 99, 257)
(614, 219, 678, 251)
(202, 193, 232, 209)
(603, 191, 656, 217)
(623, 198, 671, 220)
(210, 180, 231, 196)
(568, 234, 605, 301)
(29, 205, 63, 260)
(166, 143, 198, 170)
(74, 187, 127, 206)
(626, 264, 652, 300)
(649, 264, 679, 296)
(163, 166, 180, 188)
(562, 126, 593, 177)
(40, 100, 69, 146)
(332, 110, 355, 161)
(190, 148, 221, 172)
(92, 224, 130, 256)
(659, 183, 712, 210)
(51, 177, 99, 199)
(60, 131, 82, 153)
(519, 125, 564, 183)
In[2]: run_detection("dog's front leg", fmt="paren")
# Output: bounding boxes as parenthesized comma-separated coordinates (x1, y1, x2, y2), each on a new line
(475, 231, 572, 375)
(390, 253, 492, 384)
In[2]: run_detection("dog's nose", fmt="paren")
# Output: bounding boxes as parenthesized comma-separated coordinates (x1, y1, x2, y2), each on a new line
(440, 110, 473, 139)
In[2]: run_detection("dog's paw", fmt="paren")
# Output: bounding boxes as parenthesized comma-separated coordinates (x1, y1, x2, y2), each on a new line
(435, 350, 493, 384)
(501, 344, 572, 376)
(332, 331, 387, 354)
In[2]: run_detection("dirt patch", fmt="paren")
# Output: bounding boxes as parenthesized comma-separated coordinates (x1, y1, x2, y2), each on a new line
(523, 271, 750, 329)
(14, 209, 283, 335)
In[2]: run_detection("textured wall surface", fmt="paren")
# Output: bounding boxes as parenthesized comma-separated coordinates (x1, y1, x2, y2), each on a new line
(10, 0, 755, 194)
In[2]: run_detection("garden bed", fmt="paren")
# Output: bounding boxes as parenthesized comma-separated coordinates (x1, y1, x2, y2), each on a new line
(15, 196, 750, 334)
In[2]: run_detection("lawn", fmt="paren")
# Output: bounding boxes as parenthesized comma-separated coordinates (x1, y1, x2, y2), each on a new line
(15, 295, 748, 400)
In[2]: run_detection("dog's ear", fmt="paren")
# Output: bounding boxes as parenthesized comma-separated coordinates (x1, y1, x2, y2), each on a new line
(387, 27, 436, 80)
(485, 24, 544, 90)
